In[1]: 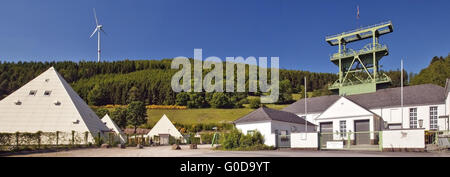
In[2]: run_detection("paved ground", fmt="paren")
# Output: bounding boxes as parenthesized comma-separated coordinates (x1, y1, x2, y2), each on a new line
(5, 144, 450, 157)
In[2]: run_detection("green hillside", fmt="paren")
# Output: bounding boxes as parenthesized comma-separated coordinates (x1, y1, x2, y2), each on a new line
(410, 55, 450, 87)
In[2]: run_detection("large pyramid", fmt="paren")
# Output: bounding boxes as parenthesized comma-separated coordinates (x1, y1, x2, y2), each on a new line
(0, 67, 109, 135)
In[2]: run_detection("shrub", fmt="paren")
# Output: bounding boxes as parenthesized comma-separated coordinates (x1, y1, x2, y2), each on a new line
(220, 129, 241, 149)
(200, 132, 215, 144)
(190, 137, 200, 144)
(169, 135, 176, 145)
(175, 92, 190, 106)
(249, 98, 261, 109)
(219, 129, 269, 151)
(210, 93, 233, 108)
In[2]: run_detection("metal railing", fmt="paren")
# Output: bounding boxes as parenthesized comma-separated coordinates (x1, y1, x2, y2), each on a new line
(319, 131, 382, 151)
(425, 130, 450, 147)
(0, 131, 122, 152)
(331, 43, 388, 60)
(276, 135, 291, 148)
(326, 21, 392, 39)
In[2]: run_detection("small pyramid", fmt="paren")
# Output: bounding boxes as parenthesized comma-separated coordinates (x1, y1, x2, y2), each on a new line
(147, 114, 183, 139)
(0, 67, 109, 137)
(102, 114, 126, 143)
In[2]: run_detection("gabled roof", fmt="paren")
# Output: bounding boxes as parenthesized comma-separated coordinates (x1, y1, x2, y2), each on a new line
(283, 84, 445, 114)
(317, 97, 378, 120)
(147, 114, 183, 138)
(346, 84, 445, 109)
(0, 67, 109, 133)
(234, 107, 315, 126)
(282, 95, 340, 114)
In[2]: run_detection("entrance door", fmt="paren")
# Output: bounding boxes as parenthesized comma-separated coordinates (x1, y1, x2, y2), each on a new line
(354, 120, 370, 144)
(319, 122, 333, 148)
(159, 134, 170, 145)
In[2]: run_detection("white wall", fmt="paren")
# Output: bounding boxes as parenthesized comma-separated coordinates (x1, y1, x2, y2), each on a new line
(446, 92, 450, 115)
(236, 120, 315, 147)
(371, 104, 446, 130)
(382, 129, 425, 149)
(236, 121, 274, 146)
(291, 132, 318, 149)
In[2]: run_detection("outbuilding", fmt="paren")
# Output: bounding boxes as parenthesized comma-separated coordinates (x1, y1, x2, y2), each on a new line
(147, 114, 183, 145)
(234, 107, 316, 147)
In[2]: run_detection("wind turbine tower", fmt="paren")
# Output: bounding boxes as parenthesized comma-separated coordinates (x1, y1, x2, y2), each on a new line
(90, 8, 106, 62)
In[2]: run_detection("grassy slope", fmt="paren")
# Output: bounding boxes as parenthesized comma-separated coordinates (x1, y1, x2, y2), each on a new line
(146, 104, 289, 126)
(96, 103, 290, 127)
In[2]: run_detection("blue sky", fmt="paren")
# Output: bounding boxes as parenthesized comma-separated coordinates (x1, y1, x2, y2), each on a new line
(0, 0, 449, 74)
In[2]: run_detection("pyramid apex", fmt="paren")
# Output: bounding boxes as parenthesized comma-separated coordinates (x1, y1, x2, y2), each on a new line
(102, 114, 110, 119)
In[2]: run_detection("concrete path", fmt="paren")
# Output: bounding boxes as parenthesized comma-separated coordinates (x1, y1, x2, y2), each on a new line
(5, 144, 450, 157)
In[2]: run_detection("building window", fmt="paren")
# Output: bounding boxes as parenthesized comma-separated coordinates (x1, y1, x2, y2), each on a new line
(44, 90, 52, 96)
(409, 108, 417, 128)
(339, 120, 346, 137)
(247, 130, 255, 135)
(29, 90, 37, 96)
(429, 106, 438, 130)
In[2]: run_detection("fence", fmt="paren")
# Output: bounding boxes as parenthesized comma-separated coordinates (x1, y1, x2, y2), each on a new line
(0, 131, 122, 152)
(319, 131, 382, 151)
(276, 134, 291, 148)
(425, 130, 450, 148)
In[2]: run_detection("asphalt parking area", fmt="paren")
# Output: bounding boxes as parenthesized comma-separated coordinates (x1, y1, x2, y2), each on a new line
(5, 144, 449, 157)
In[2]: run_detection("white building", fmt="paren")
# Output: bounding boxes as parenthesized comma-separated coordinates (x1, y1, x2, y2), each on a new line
(0, 67, 109, 143)
(147, 114, 183, 144)
(234, 107, 316, 147)
(102, 114, 126, 144)
(439, 79, 450, 131)
(283, 83, 450, 145)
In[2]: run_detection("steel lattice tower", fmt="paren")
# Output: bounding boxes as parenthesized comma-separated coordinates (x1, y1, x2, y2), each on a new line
(326, 21, 394, 95)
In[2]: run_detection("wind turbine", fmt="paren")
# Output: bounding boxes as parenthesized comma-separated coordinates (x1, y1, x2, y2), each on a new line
(90, 8, 106, 62)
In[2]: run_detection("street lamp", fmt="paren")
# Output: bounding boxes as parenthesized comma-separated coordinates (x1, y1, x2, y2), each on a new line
(419, 119, 423, 128)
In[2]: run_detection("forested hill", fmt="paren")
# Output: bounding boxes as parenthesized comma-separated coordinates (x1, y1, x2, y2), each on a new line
(0, 59, 337, 105)
(410, 55, 450, 87)
(0, 59, 411, 106)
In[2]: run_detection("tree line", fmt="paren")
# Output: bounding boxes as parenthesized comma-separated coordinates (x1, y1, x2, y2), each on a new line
(0, 58, 424, 107)
(0, 59, 337, 106)
(410, 55, 450, 87)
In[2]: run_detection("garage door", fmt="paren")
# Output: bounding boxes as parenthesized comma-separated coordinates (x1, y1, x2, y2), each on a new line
(320, 122, 333, 132)
(354, 120, 370, 144)
(320, 122, 333, 147)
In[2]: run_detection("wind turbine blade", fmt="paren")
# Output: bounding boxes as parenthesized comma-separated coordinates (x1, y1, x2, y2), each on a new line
(100, 28, 107, 36)
(89, 28, 98, 38)
(93, 8, 99, 26)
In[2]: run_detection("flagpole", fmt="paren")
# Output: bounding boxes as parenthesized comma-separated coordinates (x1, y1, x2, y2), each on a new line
(356, 5, 360, 28)
(401, 59, 404, 128)
(304, 76, 307, 133)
